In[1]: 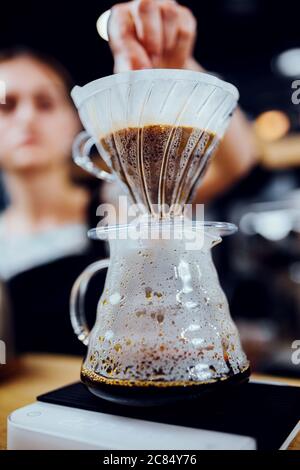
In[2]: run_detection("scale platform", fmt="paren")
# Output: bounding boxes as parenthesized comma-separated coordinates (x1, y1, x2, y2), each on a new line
(7, 378, 300, 450)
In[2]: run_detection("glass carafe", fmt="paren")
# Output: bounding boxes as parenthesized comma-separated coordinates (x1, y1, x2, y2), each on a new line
(70, 219, 250, 406)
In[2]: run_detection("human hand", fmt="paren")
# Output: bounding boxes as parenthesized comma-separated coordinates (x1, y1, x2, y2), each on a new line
(108, 0, 197, 72)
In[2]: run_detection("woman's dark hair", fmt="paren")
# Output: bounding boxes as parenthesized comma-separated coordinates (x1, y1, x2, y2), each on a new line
(0, 46, 75, 98)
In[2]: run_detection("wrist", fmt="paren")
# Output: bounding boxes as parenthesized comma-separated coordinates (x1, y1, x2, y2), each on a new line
(184, 57, 206, 72)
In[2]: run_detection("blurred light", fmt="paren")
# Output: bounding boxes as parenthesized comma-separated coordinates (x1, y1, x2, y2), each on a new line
(240, 211, 293, 241)
(274, 48, 300, 77)
(96, 9, 111, 41)
(254, 110, 290, 142)
(254, 212, 292, 241)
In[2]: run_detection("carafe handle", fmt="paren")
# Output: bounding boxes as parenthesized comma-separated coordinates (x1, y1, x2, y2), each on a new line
(72, 131, 115, 183)
(70, 259, 110, 346)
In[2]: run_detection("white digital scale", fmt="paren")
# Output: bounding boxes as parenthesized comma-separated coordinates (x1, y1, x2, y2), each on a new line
(7, 402, 256, 450)
(6, 378, 300, 450)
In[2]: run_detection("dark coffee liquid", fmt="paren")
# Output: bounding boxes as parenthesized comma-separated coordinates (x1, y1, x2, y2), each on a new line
(81, 366, 250, 407)
(100, 125, 218, 215)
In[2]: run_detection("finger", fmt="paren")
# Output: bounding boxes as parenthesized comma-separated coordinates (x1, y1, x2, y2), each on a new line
(160, 0, 179, 52)
(108, 4, 152, 72)
(113, 40, 152, 72)
(108, 4, 134, 55)
(174, 6, 197, 66)
(132, 0, 163, 59)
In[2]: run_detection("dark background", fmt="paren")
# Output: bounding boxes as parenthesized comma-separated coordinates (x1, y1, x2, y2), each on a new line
(1, 0, 300, 118)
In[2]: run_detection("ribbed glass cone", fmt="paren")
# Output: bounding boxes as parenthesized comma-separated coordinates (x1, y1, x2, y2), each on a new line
(72, 69, 239, 217)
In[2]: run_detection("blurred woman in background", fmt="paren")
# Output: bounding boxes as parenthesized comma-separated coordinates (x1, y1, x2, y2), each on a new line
(0, 49, 106, 355)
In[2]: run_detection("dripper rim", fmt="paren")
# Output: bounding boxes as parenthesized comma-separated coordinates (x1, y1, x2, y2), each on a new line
(71, 69, 239, 109)
(88, 220, 237, 240)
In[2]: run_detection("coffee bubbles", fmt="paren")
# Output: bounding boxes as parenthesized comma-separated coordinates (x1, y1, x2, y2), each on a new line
(79, 230, 250, 406)
(100, 125, 218, 217)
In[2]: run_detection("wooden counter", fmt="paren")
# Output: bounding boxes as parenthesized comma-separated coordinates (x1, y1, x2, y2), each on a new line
(0, 354, 299, 450)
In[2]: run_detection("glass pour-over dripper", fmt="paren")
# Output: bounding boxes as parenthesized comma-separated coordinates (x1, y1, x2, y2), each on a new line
(71, 69, 238, 217)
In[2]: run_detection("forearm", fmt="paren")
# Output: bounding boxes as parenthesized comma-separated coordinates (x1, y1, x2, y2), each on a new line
(183, 58, 258, 202)
(194, 109, 258, 203)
